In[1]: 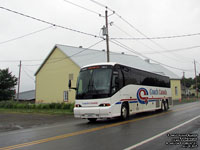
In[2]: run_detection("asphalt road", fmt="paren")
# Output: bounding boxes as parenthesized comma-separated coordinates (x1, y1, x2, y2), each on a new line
(0, 101, 200, 150)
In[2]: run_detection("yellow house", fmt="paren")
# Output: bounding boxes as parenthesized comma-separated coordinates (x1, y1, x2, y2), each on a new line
(35, 44, 182, 103)
(35, 45, 80, 103)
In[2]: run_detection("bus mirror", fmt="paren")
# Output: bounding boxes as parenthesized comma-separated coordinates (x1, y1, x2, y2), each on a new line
(68, 80, 71, 88)
(68, 80, 77, 90)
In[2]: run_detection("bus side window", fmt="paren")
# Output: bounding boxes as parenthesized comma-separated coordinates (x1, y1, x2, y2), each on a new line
(122, 66, 130, 86)
(111, 66, 123, 94)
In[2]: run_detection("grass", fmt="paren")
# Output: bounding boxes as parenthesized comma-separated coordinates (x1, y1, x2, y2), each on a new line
(0, 108, 74, 115)
(0, 101, 74, 115)
(173, 98, 200, 105)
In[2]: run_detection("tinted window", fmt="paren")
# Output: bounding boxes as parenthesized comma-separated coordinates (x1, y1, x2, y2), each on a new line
(118, 65, 170, 88)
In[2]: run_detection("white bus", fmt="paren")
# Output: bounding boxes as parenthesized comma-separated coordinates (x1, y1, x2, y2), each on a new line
(69, 62, 172, 122)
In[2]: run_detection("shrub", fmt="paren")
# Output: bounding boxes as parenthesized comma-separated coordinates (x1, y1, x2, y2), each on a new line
(0, 101, 7, 108)
(55, 103, 62, 109)
(61, 103, 71, 109)
(49, 103, 57, 109)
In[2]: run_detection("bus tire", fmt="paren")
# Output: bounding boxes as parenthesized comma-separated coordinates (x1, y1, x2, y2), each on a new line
(88, 118, 97, 122)
(121, 103, 129, 120)
(161, 100, 166, 111)
(165, 100, 169, 111)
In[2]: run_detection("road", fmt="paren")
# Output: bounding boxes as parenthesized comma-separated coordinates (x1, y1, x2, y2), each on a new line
(0, 101, 200, 150)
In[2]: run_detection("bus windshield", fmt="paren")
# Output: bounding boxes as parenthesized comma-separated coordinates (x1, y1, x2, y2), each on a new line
(76, 68, 112, 99)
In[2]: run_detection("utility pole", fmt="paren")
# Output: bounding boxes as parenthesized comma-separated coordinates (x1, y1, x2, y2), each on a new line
(17, 60, 22, 101)
(105, 9, 110, 62)
(194, 60, 198, 98)
(183, 72, 185, 87)
(183, 71, 186, 95)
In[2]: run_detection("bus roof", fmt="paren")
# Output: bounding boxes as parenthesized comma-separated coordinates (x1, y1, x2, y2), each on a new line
(82, 62, 117, 68)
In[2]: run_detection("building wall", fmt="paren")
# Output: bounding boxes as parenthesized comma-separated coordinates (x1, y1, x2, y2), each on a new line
(36, 48, 80, 103)
(170, 79, 182, 100)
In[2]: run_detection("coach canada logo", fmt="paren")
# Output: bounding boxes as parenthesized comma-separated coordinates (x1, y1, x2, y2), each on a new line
(137, 88, 167, 105)
(137, 88, 149, 104)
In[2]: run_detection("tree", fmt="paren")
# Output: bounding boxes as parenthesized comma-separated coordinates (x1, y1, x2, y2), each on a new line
(0, 68, 17, 100)
(181, 77, 194, 88)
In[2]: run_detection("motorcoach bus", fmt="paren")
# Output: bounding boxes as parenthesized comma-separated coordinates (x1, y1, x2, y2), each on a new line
(69, 62, 172, 122)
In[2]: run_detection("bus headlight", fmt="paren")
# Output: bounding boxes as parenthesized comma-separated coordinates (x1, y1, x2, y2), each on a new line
(75, 104, 82, 107)
(99, 103, 111, 107)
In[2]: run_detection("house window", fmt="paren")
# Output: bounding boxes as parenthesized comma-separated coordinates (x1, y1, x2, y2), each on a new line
(175, 86, 178, 96)
(64, 91, 68, 102)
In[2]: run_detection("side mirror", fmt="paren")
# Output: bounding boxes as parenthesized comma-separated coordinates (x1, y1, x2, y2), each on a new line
(68, 79, 76, 90)
(68, 80, 71, 88)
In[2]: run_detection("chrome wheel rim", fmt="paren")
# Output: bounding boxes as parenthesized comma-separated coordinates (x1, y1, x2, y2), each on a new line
(122, 106, 127, 118)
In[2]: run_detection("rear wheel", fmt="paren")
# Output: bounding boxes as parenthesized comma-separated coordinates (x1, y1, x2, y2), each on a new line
(165, 100, 169, 111)
(121, 103, 129, 120)
(88, 118, 97, 122)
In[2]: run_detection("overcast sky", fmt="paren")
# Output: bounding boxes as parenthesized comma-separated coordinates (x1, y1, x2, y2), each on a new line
(0, 0, 200, 92)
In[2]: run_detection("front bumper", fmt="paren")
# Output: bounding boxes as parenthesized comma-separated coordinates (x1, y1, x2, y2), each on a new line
(74, 106, 112, 119)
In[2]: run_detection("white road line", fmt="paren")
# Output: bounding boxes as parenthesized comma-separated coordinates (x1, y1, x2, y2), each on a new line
(124, 114, 200, 150)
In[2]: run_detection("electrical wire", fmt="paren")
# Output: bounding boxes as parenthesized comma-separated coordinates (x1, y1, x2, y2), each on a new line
(89, 0, 115, 12)
(110, 39, 193, 72)
(144, 45, 200, 54)
(0, 26, 53, 45)
(63, 0, 102, 16)
(21, 66, 35, 81)
(46, 39, 105, 64)
(111, 23, 190, 63)
(88, 1, 194, 62)
(0, 6, 102, 38)
(111, 32, 200, 40)
(23, 39, 105, 66)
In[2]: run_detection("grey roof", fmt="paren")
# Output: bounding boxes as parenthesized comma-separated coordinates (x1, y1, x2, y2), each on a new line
(15, 90, 35, 101)
(149, 63, 180, 79)
(57, 44, 180, 79)
(35, 44, 180, 79)
(57, 45, 156, 73)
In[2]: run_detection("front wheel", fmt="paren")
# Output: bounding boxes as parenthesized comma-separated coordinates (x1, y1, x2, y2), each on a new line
(121, 103, 129, 120)
(88, 118, 97, 122)
(161, 101, 166, 111)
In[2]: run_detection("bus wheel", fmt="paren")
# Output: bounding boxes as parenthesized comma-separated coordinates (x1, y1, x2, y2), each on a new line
(165, 100, 169, 111)
(161, 101, 166, 111)
(88, 118, 97, 122)
(121, 103, 128, 120)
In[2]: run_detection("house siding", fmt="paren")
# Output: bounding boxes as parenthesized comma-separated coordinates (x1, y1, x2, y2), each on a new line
(36, 47, 80, 103)
(170, 79, 182, 100)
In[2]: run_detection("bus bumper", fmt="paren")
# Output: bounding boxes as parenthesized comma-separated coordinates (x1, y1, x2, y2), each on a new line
(74, 107, 113, 119)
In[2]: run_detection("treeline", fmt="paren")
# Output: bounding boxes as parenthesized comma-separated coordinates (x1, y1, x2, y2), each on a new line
(181, 74, 200, 90)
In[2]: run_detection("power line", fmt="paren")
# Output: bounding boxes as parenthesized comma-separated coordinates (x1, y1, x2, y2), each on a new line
(110, 39, 193, 72)
(144, 45, 200, 54)
(63, 0, 102, 16)
(23, 39, 105, 67)
(111, 23, 190, 64)
(111, 32, 200, 40)
(89, 0, 115, 12)
(0, 26, 53, 45)
(22, 66, 35, 81)
(0, 6, 102, 38)
(46, 39, 105, 64)
(88, 1, 191, 61)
